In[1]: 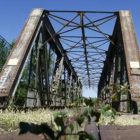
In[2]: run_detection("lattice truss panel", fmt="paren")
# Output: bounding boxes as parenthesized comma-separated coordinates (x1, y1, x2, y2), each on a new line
(46, 10, 117, 88)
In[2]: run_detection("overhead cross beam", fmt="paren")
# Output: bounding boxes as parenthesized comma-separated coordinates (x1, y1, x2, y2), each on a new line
(80, 13, 90, 87)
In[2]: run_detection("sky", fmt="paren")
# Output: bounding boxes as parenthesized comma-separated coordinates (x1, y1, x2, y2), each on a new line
(0, 0, 140, 98)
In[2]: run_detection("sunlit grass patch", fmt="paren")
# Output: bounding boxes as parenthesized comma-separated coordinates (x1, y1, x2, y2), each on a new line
(98, 114, 140, 125)
(0, 109, 53, 126)
(0, 107, 85, 137)
(0, 108, 55, 134)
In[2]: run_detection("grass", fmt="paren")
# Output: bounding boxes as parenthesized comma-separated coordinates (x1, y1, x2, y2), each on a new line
(98, 114, 140, 125)
(0, 107, 85, 140)
(0, 108, 53, 134)
(0, 109, 52, 127)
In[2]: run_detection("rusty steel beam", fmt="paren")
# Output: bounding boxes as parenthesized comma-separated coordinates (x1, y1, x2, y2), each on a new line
(46, 10, 117, 14)
(0, 9, 44, 97)
(80, 13, 90, 86)
(98, 10, 140, 113)
(119, 11, 140, 102)
(43, 14, 81, 83)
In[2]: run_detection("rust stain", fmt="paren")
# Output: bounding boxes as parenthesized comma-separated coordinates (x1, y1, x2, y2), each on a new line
(0, 9, 44, 97)
(119, 11, 140, 101)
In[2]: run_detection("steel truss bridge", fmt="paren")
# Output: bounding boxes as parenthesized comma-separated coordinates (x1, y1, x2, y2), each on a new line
(0, 9, 140, 112)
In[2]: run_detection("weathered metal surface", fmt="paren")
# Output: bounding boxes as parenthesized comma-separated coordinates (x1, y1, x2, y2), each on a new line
(120, 95, 128, 112)
(51, 57, 64, 105)
(99, 125, 140, 140)
(26, 91, 41, 107)
(43, 14, 81, 83)
(98, 10, 140, 112)
(119, 11, 140, 101)
(0, 131, 45, 140)
(0, 9, 44, 97)
(85, 121, 100, 140)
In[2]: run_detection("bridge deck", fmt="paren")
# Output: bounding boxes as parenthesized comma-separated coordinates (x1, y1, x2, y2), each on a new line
(1, 122, 140, 140)
(84, 116, 140, 140)
(99, 125, 140, 140)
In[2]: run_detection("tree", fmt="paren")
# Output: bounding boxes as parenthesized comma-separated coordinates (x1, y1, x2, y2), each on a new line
(0, 36, 15, 72)
(0, 38, 12, 72)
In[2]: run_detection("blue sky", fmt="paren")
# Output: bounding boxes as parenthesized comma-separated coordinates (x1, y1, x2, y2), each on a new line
(0, 0, 140, 98)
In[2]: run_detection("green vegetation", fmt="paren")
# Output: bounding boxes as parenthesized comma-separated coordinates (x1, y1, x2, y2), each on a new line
(0, 109, 52, 128)
(0, 108, 85, 140)
(0, 38, 14, 72)
(17, 83, 129, 140)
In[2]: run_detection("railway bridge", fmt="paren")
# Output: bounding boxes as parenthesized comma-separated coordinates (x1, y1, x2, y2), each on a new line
(0, 9, 140, 113)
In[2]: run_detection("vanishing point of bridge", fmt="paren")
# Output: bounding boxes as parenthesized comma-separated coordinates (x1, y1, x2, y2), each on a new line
(0, 9, 140, 113)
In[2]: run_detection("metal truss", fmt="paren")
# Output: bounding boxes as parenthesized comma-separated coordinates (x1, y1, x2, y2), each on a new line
(0, 9, 140, 111)
(98, 11, 140, 113)
(44, 10, 117, 88)
(0, 9, 82, 107)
